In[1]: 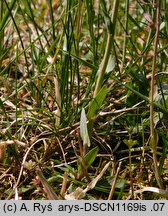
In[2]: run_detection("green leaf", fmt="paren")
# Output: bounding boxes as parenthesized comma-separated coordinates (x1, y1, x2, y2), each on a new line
(87, 85, 109, 120)
(80, 108, 90, 147)
(84, 146, 99, 168)
(78, 146, 99, 173)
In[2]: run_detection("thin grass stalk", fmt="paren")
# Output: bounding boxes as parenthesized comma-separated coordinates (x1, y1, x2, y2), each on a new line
(3, 0, 30, 74)
(75, 0, 83, 104)
(108, 161, 122, 200)
(122, 0, 129, 68)
(84, 0, 98, 99)
(0, 0, 4, 67)
(54, 74, 61, 127)
(128, 145, 134, 198)
(94, 0, 119, 95)
(0, 0, 17, 68)
(85, 0, 96, 65)
(88, 0, 120, 134)
(0, 0, 17, 32)
(0, 10, 59, 75)
(25, 0, 44, 51)
(5, 1, 47, 110)
(48, 0, 56, 42)
(76, 0, 83, 52)
(59, 1, 78, 125)
(163, 0, 168, 35)
(150, 0, 163, 189)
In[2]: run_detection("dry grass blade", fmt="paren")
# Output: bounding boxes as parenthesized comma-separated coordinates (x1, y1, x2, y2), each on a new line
(83, 161, 112, 192)
(65, 161, 112, 200)
(36, 170, 59, 200)
(108, 161, 122, 200)
(53, 74, 61, 127)
(135, 187, 168, 199)
(59, 172, 68, 199)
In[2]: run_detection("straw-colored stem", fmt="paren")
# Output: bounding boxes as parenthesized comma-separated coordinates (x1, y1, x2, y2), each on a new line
(150, 0, 163, 189)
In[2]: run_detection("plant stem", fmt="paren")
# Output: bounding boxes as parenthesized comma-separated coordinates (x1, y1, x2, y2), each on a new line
(150, 0, 163, 189)
(0, 0, 4, 68)
(129, 145, 134, 198)
(93, 33, 113, 97)
(88, 0, 119, 134)
(122, 0, 129, 68)
(94, 0, 119, 96)
(108, 161, 122, 200)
